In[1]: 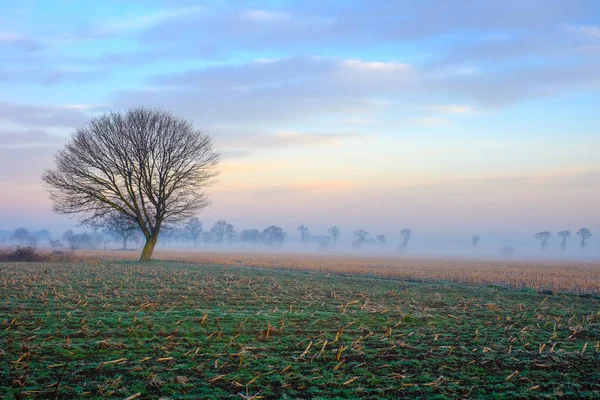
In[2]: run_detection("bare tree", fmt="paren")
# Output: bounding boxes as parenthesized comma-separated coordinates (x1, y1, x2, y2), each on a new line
(203, 230, 214, 247)
(297, 225, 309, 243)
(534, 231, 551, 250)
(500, 245, 515, 257)
(327, 226, 340, 249)
(62, 230, 74, 244)
(241, 229, 262, 247)
(557, 230, 571, 251)
(97, 212, 140, 250)
(319, 237, 331, 251)
(49, 239, 64, 249)
(352, 229, 369, 250)
(92, 229, 107, 249)
(210, 220, 234, 246)
(185, 217, 203, 246)
(34, 229, 52, 243)
(227, 229, 238, 246)
(262, 225, 286, 246)
(158, 225, 175, 247)
(400, 229, 412, 245)
(399, 228, 412, 252)
(11, 227, 31, 245)
(471, 235, 480, 247)
(64, 232, 96, 250)
(576, 228, 593, 249)
(42, 108, 219, 261)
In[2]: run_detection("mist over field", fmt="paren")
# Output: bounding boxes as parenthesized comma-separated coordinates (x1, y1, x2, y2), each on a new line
(1, 223, 598, 262)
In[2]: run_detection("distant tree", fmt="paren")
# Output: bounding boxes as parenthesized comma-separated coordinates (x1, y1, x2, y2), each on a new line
(534, 231, 551, 250)
(400, 229, 412, 245)
(262, 225, 286, 246)
(203, 230, 213, 246)
(500, 245, 515, 257)
(352, 229, 369, 250)
(65, 232, 95, 250)
(471, 235, 480, 247)
(34, 229, 52, 243)
(62, 230, 74, 243)
(227, 229, 238, 246)
(49, 239, 64, 249)
(354, 229, 369, 242)
(327, 226, 340, 249)
(241, 229, 262, 247)
(11, 227, 31, 245)
(98, 212, 140, 250)
(173, 227, 188, 245)
(210, 220, 234, 246)
(185, 217, 203, 246)
(159, 226, 175, 247)
(576, 228, 593, 249)
(42, 108, 219, 261)
(377, 234, 386, 245)
(557, 230, 571, 251)
(297, 225, 309, 243)
(91, 229, 106, 249)
(319, 237, 332, 251)
(399, 228, 412, 252)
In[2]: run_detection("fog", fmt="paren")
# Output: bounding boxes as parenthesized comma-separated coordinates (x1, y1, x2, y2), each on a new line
(2, 222, 598, 262)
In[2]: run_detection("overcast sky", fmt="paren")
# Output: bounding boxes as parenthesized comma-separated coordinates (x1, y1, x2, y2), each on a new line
(0, 0, 598, 237)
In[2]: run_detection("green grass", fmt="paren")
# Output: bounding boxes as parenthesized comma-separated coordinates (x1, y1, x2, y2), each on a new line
(0, 260, 599, 399)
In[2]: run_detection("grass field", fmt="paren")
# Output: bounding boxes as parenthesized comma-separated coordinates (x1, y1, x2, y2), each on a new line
(1, 259, 599, 399)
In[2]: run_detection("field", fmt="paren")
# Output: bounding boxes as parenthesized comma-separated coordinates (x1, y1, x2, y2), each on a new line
(82, 249, 600, 294)
(1, 258, 600, 399)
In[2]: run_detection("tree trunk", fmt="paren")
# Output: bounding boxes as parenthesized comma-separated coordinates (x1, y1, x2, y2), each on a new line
(140, 234, 158, 261)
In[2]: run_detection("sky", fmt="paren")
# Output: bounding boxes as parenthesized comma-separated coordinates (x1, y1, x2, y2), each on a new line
(0, 0, 599, 241)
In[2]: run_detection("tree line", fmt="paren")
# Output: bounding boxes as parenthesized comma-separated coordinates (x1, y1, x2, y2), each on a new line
(3, 223, 595, 257)
(534, 229, 593, 250)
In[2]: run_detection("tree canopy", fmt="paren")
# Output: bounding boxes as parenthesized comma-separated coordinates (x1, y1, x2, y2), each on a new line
(42, 107, 219, 261)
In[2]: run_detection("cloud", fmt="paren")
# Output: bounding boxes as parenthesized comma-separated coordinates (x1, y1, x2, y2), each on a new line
(0, 31, 45, 52)
(0, 67, 99, 85)
(0, 102, 89, 128)
(479, 170, 600, 189)
(0, 146, 55, 183)
(58, 104, 108, 110)
(135, 4, 335, 53)
(84, 7, 205, 38)
(2, 2, 596, 109)
(568, 24, 600, 39)
(414, 117, 451, 126)
(116, 56, 413, 125)
(120, 46, 600, 128)
(435, 104, 476, 115)
(346, 118, 372, 126)
(287, 181, 358, 190)
(132, 1, 592, 49)
(220, 149, 250, 160)
(0, 129, 63, 149)
(94, 45, 218, 66)
(435, 62, 600, 107)
(218, 131, 372, 149)
(243, 10, 291, 22)
(151, 56, 339, 89)
(216, 180, 359, 195)
(342, 59, 410, 72)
